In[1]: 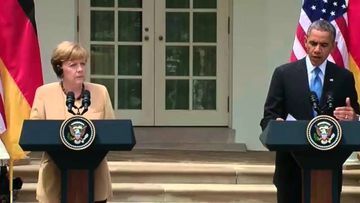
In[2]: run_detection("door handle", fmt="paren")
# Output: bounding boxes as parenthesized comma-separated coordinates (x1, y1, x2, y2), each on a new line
(159, 35, 164, 41)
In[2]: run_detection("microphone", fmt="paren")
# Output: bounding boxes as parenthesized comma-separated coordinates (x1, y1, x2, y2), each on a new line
(81, 90, 91, 115)
(323, 92, 334, 116)
(309, 91, 321, 115)
(326, 92, 334, 110)
(66, 91, 75, 115)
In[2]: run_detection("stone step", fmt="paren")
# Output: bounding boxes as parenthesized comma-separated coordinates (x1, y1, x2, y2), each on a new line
(13, 162, 360, 185)
(16, 183, 360, 203)
(10, 149, 360, 202)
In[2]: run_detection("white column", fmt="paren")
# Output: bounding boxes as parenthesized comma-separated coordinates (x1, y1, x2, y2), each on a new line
(0, 139, 9, 160)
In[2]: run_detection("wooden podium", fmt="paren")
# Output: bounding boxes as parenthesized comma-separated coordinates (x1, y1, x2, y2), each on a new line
(20, 119, 136, 203)
(259, 120, 360, 203)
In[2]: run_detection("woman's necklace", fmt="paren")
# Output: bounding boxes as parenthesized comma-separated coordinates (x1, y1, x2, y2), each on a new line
(60, 81, 84, 100)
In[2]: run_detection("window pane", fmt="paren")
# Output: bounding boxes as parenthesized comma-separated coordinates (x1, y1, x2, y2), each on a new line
(166, 80, 189, 109)
(118, 11, 142, 42)
(118, 45, 142, 75)
(90, 78, 115, 108)
(193, 46, 216, 76)
(166, 12, 189, 42)
(166, 46, 189, 76)
(91, 11, 114, 41)
(193, 12, 216, 42)
(118, 79, 142, 109)
(91, 45, 115, 75)
(166, 0, 189, 8)
(91, 0, 114, 7)
(193, 0, 216, 8)
(193, 80, 216, 110)
(118, 0, 142, 8)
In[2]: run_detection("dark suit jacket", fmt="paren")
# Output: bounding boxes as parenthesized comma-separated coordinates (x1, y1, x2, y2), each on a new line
(260, 58, 360, 187)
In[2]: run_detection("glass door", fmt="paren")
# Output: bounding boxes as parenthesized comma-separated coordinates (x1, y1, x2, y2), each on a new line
(154, 0, 229, 125)
(79, 0, 155, 125)
(79, 0, 229, 126)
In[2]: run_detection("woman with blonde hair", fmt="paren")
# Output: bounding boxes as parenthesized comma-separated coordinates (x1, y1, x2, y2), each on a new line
(31, 41, 114, 203)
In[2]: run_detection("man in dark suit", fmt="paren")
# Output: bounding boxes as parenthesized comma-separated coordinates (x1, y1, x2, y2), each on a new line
(260, 19, 360, 203)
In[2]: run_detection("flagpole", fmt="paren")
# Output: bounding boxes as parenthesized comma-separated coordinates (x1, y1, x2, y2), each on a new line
(9, 160, 13, 203)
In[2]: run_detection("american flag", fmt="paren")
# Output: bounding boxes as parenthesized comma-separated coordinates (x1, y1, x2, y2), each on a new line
(0, 78, 5, 134)
(290, 0, 348, 68)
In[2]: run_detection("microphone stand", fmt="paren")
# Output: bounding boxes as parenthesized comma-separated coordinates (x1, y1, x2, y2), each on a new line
(320, 95, 334, 116)
(309, 92, 334, 117)
(66, 91, 91, 116)
(68, 104, 86, 116)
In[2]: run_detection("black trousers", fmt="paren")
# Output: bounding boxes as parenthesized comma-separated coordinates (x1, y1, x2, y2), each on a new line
(274, 152, 342, 203)
(276, 180, 302, 203)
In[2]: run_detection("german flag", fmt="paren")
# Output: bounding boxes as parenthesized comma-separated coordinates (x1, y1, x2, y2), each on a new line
(0, 0, 43, 161)
(348, 0, 360, 104)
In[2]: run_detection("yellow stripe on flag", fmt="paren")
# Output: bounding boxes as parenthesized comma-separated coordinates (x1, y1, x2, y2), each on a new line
(349, 55, 360, 105)
(348, 0, 360, 105)
(0, 59, 30, 160)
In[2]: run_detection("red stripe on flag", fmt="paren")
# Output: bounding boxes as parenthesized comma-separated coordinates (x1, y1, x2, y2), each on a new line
(335, 17, 348, 45)
(290, 51, 297, 62)
(0, 96, 5, 123)
(0, 0, 43, 106)
(291, 24, 307, 62)
(295, 25, 306, 50)
(331, 47, 345, 68)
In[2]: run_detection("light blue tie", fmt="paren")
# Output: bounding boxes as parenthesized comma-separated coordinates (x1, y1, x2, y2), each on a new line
(310, 67, 322, 100)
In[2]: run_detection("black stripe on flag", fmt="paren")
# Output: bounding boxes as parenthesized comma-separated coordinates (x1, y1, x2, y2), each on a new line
(17, 0, 37, 34)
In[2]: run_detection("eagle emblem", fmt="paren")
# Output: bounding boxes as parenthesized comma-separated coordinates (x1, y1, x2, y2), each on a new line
(60, 116, 96, 150)
(69, 122, 89, 144)
(314, 121, 335, 145)
(306, 115, 342, 151)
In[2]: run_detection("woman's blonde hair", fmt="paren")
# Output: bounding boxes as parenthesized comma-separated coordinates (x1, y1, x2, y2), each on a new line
(51, 41, 89, 78)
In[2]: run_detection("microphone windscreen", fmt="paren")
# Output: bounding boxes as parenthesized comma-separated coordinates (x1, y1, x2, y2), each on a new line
(66, 91, 75, 98)
(309, 91, 321, 115)
(66, 91, 75, 109)
(82, 90, 91, 107)
(309, 91, 319, 103)
(83, 90, 90, 99)
(66, 91, 75, 102)
(326, 92, 334, 109)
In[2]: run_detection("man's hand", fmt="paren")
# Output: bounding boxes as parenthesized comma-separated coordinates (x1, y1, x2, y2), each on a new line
(333, 97, 358, 121)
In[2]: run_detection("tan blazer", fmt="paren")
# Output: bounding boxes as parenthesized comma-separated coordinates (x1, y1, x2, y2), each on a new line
(30, 82, 115, 203)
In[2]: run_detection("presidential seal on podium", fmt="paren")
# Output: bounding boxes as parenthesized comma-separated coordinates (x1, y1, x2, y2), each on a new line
(306, 115, 342, 151)
(60, 116, 96, 150)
